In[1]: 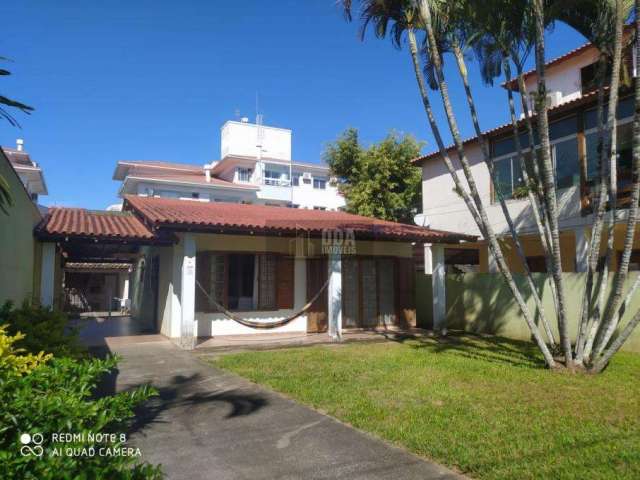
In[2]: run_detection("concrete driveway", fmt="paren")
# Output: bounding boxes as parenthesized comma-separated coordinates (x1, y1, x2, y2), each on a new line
(105, 337, 464, 480)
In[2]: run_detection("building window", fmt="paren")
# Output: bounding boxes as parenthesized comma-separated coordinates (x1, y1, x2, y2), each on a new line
(444, 248, 480, 273)
(237, 167, 252, 183)
(264, 169, 289, 186)
(292, 173, 301, 186)
(206, 253, 277, 311)
(313, 206, 326, 210)
(526, 256, 547, 273)
(493, 156, 527, 200)
(191, 192, 200, 199)
(553, 137, 580, 189)
(586, 119, 633, 182)
(313, 178, 327, 189)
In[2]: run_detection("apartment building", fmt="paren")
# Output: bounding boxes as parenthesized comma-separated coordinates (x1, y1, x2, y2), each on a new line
(111, 119, 345, 211)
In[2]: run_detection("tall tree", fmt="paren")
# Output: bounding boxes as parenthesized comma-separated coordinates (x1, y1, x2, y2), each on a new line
(324, 128, 423, 223)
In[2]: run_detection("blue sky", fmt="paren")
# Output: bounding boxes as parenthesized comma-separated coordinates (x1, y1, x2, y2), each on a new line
(0, 1, 586, 209)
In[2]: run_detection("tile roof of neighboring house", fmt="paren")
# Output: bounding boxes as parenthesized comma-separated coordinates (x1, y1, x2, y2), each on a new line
(412, 89, 601, 165)
(36, 208, 157, 241)
(123, 195, 476, 243)
(117, 160, 204, 173)
(2, 147, 34, 166)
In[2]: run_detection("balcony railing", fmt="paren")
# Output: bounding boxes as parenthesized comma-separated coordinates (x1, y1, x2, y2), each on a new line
(263, 178, 291, 187)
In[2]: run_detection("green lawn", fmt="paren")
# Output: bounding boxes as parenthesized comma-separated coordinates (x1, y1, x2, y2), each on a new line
(212, 334, 640, 480)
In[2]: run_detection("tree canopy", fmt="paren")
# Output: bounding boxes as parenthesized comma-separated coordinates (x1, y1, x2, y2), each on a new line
(323, 128, 422, 224)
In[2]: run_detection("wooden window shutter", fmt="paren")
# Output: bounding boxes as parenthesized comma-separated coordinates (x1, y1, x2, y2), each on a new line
(258, 254, 277, 310)
(276, 255, 295, 309)
(195, 252, 210, 312)
(395, 257, 416, 328)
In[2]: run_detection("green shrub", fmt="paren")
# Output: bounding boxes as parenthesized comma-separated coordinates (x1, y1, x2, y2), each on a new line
(0, 325, 51, 378)
(0, 301, 85, 358)
(0, 327, 162, 479)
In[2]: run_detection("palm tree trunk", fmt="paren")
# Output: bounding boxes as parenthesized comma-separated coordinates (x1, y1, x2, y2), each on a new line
(593, 0, 640, 365)
(583, 1, 626, 362)
(576, 53, 610, 363)
(592, 2, 636, 360)
(452, 39, 555, 346)
(532, 0, 573, 367)
(415, 2, 556, 367)
(514, 60, 561, 319)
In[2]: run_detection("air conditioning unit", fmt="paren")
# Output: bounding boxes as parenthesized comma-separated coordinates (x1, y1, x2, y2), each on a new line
(546, 91, 562, 108)
(302, 172, 312, 180)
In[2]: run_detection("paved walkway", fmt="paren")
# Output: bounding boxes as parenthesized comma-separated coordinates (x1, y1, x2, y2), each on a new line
(106, 337, 464, 480)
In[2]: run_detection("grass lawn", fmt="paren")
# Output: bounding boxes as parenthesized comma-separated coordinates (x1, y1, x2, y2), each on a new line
(212, 334, 640, 480)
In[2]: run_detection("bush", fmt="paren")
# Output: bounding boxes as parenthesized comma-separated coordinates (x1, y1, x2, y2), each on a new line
(0, 326, 162, 479)
(0, 301, 85, 358)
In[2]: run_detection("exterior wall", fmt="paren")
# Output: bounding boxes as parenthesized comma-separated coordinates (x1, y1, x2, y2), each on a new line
(416, 272, 640, 353)
(221, 121, 292, 161)
(0, 153, 42, 306)
(421, 146, 590, 238)
(521, 47, 600, 106)
(193, 234, 410, 336)
(134, 181, 256, 204)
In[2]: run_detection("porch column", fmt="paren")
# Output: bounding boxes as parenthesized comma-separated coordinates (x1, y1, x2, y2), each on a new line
(40, 242, 56, 307)
(178, 233, 197, 350)
(327, 253, 342, 341)
(425, 244, 446, 332)
(574, 227, 589, 272)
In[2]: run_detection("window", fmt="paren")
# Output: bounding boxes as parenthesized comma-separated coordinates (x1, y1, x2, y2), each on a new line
(313, 206, 326, 211)
(554, 137, 580, 189)
(191, 192, 200, 199)
(493, 156, 527, 200)
(586, 120, 633, 182)
(526, 256, 547, 273)
(237, 167, 252, 183)
(264, 169, 289, 186)
(444, 248, 480, 273)
(313, 178, 327, 189)
(581, 49, 633, 95)
(206, 253, 277, 311)
(292, 173, 301, 186)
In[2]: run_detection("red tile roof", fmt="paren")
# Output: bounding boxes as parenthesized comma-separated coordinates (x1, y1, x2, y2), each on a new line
(124, 195, 475, 243)
(36, 208, 156, 241)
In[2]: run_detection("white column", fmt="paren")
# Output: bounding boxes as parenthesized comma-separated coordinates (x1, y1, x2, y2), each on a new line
(178, 233, 197, 349)
(425, 244, 446, 333)
(40, 242, 56, 307)
(574, 227, 589, 273)
(327, 253, 342, 341)
(423, 243, 433, 275)
(294, 258, 307, 310)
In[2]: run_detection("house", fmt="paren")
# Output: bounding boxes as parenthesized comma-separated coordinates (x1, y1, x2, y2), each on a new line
(110, 118, 346, 211)
(34, 195, 472, 347)
(414, 34, 640, 276)
(0, 141, 46, 305)
(2, 139, 47, 203)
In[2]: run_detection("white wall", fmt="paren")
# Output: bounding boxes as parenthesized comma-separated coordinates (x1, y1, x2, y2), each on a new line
(221, 121, 292, 161)
(421, 144, 593, 237)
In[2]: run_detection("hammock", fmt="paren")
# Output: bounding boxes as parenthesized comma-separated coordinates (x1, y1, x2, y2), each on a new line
(195, 277, 330, 329)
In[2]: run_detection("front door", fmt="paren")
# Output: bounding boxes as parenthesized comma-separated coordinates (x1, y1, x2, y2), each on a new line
(306, 258, 328, 333)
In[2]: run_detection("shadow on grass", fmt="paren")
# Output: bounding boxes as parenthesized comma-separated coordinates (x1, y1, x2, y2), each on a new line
(377, 330, 546, 369)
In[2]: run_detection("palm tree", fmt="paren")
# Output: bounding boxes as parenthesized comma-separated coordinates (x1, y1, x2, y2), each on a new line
(421, 0, 558, 346)
(0, 57, 34, 216)
(342, 0, 557, 367)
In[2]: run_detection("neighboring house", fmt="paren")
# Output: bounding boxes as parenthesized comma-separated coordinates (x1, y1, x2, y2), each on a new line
(34, 195, 472, 345)
(2, 139, 48, 203)
(110, 119, 346, 211)
(0, 141, 45, 306)
(414, 34, 640, 275)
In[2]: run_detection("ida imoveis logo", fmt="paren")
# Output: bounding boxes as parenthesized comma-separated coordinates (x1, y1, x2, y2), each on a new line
(20, 432, 44, 457)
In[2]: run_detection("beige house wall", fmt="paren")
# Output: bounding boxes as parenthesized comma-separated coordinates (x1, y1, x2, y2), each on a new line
(0, 153, 42, 306)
